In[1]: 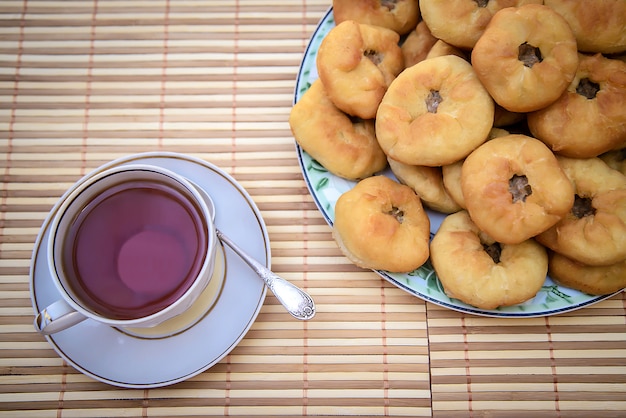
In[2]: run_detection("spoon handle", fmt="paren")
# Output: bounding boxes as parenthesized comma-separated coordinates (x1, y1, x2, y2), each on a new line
(215, 229, 316, 320)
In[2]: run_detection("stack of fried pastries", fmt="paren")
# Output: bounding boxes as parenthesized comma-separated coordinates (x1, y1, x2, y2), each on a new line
(289, 0, 626, 310)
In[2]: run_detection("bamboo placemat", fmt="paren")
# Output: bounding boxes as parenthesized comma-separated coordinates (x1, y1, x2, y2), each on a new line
(0, 1, 624, 417)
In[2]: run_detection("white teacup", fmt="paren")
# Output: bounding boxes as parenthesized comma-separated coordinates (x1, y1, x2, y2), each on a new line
(35, 164, 217, 335)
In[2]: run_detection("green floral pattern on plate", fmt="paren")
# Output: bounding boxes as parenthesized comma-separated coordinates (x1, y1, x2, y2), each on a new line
(293, 8, 619, 317)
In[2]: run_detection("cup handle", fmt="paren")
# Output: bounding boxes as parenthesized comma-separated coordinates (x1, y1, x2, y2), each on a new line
(34, 299, 87, 335)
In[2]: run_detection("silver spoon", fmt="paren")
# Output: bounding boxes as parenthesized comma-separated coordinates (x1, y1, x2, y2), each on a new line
(196, 185, 316, 320)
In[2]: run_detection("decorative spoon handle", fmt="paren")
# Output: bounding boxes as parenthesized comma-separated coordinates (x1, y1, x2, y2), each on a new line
(215, 229, 316, 320)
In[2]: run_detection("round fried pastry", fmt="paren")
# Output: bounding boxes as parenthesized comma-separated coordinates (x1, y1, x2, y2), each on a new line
(289, 79, 388, 180)
(376, 54, 494, 166)
(430, 210, 548, 310)
(536, 156, 626, 266)
(600, 148, 626, 176)
(461, 134, 574, 245)
(528, 53, 626, 158)
(543, 0, 626, 54)
(442, 128, 510, 209)
(316, 20, 404, 119)
(333, 0, 420, 35)
(549, 252, 626, 296)
(442, 161, 465, 210)
(401, 21, 438, 68)
(493, 103, 526, 128)
(471, 4, 579, 112)
(388, 157, 462, 213)
(333, 175, 430, 273)
(425, 40, 468, 60)
(420, 0, 543, 50)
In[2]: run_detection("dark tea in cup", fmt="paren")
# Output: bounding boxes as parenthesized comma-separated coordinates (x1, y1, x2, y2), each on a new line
(36, 164, 217, 335)
(59, 177, 208, 320)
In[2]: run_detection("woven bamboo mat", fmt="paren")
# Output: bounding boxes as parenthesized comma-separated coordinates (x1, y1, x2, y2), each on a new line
(0, 1, 625, 417)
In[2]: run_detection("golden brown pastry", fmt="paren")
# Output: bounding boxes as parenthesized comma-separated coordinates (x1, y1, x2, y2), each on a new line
(461, 134, 574, 245)
(376, 55, 494, 166)
(549, 252, 626, 296)
(430, 210, 548, 310)
(600, 148, 626, 176)
(424, 39, 468, 60)
(536, 156, 626, 266)
(401, 21, 438, 68)
(442, 128, 510, 209)
(333, 175, 430, 272)
(493, 103, 526, 128)
(333, 0, 420, 35)
(289, 79, 388, 180)
(316, 20, 404, 119)
(543, 0, 626, 54)
(420, 0, 543, 50)
(528, 53, 626, 158)
(471, 4, 579, 112)
(387, 157, 462, 213)
(441, 161, 466, 210)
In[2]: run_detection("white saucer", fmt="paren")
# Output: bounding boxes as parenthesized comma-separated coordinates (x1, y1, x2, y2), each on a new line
(29, 152, 269, 388)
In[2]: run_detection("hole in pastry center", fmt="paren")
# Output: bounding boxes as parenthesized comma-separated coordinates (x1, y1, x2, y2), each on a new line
(509, 174, 532, 203)
(381, 0, 397, 11)
(473, 0, 489, 7)
(482, 242, 502, 264)
(364, 49, 383, 66)
(518, 42, 543, 68)
(387, 206, 404, 223)
(576, 78, 600, 99)
(426, 90, 442, 113)
(572, 194, 596, 218)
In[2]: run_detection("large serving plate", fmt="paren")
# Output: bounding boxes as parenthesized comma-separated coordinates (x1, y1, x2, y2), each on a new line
(293, 8, 621, 317)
